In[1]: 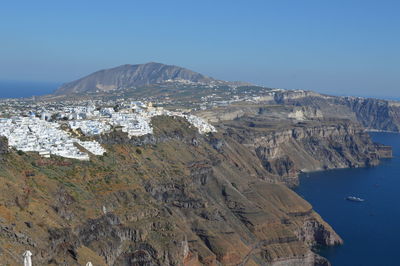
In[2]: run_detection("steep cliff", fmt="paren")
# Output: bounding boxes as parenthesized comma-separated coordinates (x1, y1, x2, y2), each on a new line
(1, 116, 389, 265)
(222, 119, 388, 186)
(339, 97, 400, 131)
(274, 91, 400, 132)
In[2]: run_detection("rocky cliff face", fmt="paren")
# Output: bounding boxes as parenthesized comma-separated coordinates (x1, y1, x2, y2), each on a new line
(2, 116, 390, 266)
(224, 120, 386, 186)
(0, 136, 8, 157)
(338, 97, 400, 131)
(375, 144, 393, 158)
(274, 91, 400, 132)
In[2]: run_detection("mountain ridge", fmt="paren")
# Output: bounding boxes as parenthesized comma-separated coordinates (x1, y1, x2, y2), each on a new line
(55, 62, 248, 95)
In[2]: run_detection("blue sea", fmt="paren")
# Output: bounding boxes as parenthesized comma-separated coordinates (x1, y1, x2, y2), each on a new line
(295, 132, 400, 266)
(0, 80, 61, 98)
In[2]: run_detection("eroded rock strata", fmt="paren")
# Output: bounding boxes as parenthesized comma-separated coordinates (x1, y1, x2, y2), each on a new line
(223, 119, 387, 186)
(273, 91, 400, 132)
(0, 116, 390, 265)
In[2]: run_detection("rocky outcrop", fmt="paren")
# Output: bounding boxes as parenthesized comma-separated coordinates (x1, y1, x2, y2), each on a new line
(52, 186, 76, 221)
(288, 106, 323, 121)
(270, 252, 330, 266)
(0, 136, 8, 155)
(295, 216, 341, 247)
(375, 144, 393, 158)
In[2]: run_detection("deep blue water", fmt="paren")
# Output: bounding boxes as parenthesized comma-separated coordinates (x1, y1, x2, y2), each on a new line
(295, 132, 400, 266)
(0, 80, 60, 98)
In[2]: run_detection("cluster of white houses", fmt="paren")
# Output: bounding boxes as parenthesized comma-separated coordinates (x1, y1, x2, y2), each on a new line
(0, 116, 105, 160)
(68, 103, 216, 137)
(0, 101, 216, 160)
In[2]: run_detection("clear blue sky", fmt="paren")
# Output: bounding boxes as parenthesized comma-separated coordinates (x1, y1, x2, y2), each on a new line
(0, 0, 399, 98)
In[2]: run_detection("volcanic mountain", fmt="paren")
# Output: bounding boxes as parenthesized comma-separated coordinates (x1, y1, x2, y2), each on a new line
(55, 62, 240, 95)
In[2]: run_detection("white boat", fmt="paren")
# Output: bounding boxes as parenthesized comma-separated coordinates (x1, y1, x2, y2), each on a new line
(346, 196, 365, 202)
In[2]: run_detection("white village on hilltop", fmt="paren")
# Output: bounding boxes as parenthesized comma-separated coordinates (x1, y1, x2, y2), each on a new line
(0, 101, 216, 160)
